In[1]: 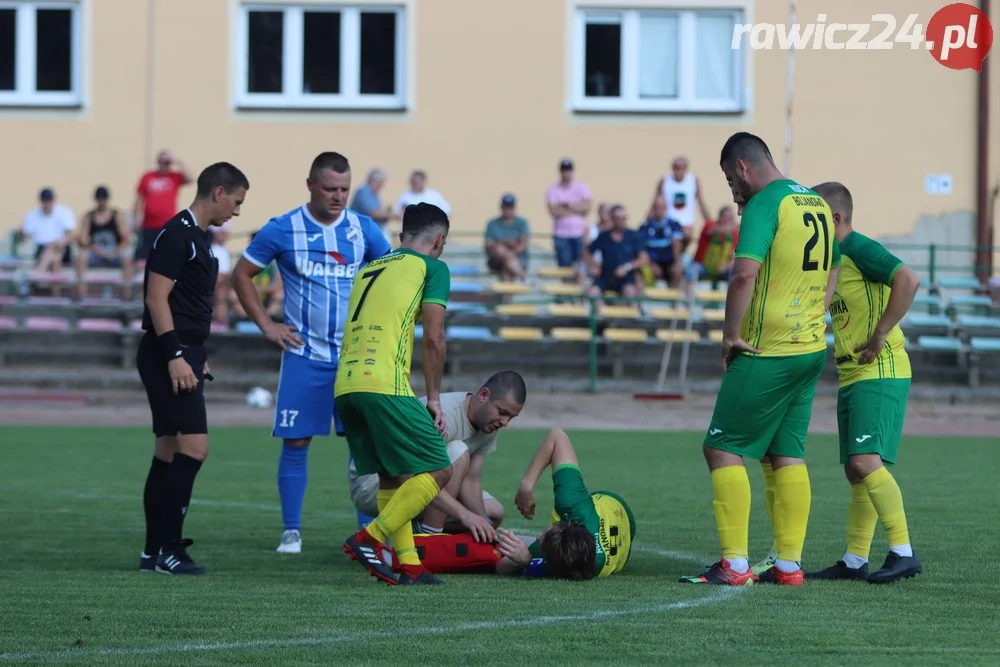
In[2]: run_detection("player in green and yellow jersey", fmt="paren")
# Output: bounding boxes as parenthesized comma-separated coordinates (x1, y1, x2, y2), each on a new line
(492, 428, 636, 580)
(337, 203, 495, 586)
(681, 132, 840, 587)
(803, 182, 923, 584)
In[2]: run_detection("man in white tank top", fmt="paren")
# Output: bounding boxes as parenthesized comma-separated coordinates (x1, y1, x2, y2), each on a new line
(651, 156, 712, 248)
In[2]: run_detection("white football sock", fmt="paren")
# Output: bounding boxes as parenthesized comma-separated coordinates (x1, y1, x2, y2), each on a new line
(889, 544, 913, 558)
(420, 523, 443, 534)
(727, 557, 749, 573)
(775, 559, 800, 573)
(842, 552, 868, 569)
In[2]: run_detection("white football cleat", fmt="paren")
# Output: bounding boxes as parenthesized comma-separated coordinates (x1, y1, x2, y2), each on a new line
(276, 529, 302, 554)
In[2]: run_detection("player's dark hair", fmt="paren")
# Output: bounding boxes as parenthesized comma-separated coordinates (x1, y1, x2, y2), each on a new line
(309, 152, 351, 180)
(719, 132, 775, 170)
(541, 522, 596, 581)
(812, 182, 854, 223)
(482, 371, 527, 405)
(401, 202, 449, 241)
(196, 162, 250, 198)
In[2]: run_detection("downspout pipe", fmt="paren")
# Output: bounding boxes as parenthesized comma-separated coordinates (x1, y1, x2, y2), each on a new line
(975, 0, 991, 286)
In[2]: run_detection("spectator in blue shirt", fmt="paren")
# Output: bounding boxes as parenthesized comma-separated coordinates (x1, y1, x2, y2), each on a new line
(349, 168, 397, 238)
(638, 195, 684, 288)
(584, 204, 649, 299)
(485, 193, 530, 282)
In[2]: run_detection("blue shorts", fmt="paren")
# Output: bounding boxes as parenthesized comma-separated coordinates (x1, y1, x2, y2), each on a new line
(553, 236, 584, 267)
(273, 351, 344, 439)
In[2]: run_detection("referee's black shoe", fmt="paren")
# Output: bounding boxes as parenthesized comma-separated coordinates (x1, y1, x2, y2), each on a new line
(156, 539, 208, 575)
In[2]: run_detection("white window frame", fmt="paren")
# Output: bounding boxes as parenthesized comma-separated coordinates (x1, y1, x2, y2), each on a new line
(0, 1, 83, 107)
(235, 3, 407, 110)
(571, 7, 744, 113)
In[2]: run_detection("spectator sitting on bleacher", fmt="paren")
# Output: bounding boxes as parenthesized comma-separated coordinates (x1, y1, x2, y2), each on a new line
(583, 204, 648, 300)
(484, 193, 530, 282)
(75, 185, 134, 300)
(210, 220, 233, 325)
(638, 195, 684, 289)
(685, 205, 739, 292)
(20, 187, 75, 276)
(230, 230, 284, 321)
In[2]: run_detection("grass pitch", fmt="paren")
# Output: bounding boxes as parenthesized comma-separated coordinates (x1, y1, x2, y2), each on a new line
(1, 426, 997, 665)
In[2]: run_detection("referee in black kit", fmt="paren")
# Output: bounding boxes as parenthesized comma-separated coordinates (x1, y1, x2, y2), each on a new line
(137, 162, 249, 575)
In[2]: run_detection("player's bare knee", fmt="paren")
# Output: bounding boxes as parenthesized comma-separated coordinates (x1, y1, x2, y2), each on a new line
(547, 427, 567, 442)
(283, 438, 311, 449)
(430, 465, 453, 489)
(176, 434, 209, 461)
(847, 454, 881, 480)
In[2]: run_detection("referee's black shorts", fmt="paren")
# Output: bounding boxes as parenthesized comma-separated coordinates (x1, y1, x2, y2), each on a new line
(137, 332, 209, 437)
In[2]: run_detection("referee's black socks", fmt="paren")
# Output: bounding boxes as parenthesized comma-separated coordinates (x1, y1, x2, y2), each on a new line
(163, 453, 204, 551)
(143, 457, 171, 555)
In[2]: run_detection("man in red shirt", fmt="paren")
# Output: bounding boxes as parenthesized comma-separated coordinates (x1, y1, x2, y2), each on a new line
(685, 205, 740, 289)
(133, 150, 192, 261)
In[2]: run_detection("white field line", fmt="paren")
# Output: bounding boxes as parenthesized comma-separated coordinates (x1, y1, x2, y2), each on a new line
(0, 588, 743, 662)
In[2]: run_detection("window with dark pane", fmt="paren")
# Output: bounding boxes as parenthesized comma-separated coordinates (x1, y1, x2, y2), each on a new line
(0, 9, 15, 91)
(247, 11, 283, 94)
(359, 12, 396, 95)
(583, 22, 621, 98)
(302, 11, 340, 94)
(35, 9, 72, 92)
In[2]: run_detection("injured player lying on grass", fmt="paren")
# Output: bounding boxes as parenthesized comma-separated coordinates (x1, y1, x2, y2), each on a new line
(384, 428, 637, 580)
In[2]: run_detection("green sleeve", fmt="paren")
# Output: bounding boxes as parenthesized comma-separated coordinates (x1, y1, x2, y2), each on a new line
(484, 219, 500, 242)
(552, 464, 595, 522)
(734, 194, 779, 263)
(422, 257, 451, 307)
(845, 235, 904, 286)
(831, 237, 842, 269)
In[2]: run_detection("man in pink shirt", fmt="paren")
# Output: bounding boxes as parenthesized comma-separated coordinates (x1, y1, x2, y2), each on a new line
(546, 158, 592, 270)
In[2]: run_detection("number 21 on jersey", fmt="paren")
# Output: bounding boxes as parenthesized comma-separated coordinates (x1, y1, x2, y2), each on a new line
(801, 212, 831, 271)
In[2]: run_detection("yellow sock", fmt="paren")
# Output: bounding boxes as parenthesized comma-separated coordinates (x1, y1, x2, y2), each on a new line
(862, 467, 910, 548)
(846, 482, 877, 559)
(374, 488, 419, 566)
(774, 464, 811, 563)
(364, 473, 440, 545)
(760, 460, 778, 553)
(710, 466, 751, 561)
(376, 488, 394, 512)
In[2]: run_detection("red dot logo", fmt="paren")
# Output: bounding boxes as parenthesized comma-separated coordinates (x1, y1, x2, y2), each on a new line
(927, 2, 994, 71)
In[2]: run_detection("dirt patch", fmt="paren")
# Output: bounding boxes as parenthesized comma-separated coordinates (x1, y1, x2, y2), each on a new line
(0, 388, 996, 437)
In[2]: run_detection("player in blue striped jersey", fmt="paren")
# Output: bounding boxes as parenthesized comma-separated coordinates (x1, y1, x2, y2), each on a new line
(231, 152, 391, 554)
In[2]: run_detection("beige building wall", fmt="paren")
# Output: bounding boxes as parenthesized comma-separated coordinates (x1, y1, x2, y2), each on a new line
(0, 0, 994, 261)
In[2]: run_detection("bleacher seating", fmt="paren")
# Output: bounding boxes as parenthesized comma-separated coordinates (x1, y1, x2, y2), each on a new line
(1, 237, 998, 388)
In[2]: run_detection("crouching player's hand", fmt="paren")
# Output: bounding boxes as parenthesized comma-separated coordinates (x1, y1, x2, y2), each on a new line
(497, 529, 532, 567)
(459, 509, 496, 543)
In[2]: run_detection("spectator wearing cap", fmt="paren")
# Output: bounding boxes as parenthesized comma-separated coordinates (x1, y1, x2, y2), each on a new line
(394, 170, 451, 216)
(350, 168, 398, 240)
(20, 187, 75, 276)
(75, 185, 134, 299)
(546, 158, 592, 275)
(484, 193, 530, 282)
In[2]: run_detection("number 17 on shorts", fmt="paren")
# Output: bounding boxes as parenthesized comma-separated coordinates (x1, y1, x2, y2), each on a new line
(273, 351, 344, 439)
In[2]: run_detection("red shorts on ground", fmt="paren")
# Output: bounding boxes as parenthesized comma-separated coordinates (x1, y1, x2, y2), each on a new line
(393, 533, 502, 574)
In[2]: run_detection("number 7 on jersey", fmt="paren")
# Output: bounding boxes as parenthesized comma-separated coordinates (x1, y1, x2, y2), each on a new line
(350, 268, 385, 322)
